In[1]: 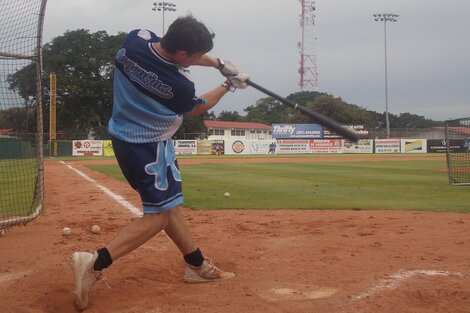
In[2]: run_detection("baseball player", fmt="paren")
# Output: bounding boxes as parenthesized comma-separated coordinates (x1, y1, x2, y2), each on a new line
(268, 142, 277, 154)
(70, 15, 249, 310)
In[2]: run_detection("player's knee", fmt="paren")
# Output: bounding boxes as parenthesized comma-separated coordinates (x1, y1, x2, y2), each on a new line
(142, 212, 170, 235)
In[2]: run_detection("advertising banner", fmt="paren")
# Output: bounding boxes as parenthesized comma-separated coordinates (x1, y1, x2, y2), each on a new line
(197, 140, 212, 155)
(250, 140, 273, 154)
(224, 140, 276, 154)
(323, 125, 368, 139)
(225, 140, 250, 155)
(272, 124, 323, 139)
(375, 139, 401, 153)
(308, 139, 342, 153)
(427, 139, 467, 153)
(103, 140, 114, 156)
(173, 140, 197, 155)
(72, 140, 103, 156)
(210, 140, 224, 155)
(401, 139, 427, 153)
(276, 139, 309, 154)
(342, 139, 373, 153)
(196, 141, 211, 155)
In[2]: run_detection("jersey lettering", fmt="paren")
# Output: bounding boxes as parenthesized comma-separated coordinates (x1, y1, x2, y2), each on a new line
(116, 48, 173, 99)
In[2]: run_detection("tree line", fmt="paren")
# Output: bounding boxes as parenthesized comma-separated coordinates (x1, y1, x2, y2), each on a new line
(219, 91, 442, 128)
(1, 29, 443, 140)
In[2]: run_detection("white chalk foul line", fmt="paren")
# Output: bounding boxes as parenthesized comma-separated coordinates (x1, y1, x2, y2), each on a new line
(352, 269, 469, 301)
(0, 270, 34, 284)
(60, 160, 142, 217)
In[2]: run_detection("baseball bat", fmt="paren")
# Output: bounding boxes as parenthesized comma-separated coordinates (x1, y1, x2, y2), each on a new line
(246, 79, 360, 142)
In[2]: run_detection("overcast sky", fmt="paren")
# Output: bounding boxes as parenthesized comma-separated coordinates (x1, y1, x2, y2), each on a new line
(43, 0, 469, 121)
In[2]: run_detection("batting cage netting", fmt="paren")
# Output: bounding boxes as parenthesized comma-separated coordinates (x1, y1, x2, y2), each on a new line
(0, 0, 47, 230)
(445, 117, 470, 186)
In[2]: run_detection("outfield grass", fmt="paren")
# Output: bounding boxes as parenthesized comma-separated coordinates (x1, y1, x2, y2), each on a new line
(86, 155, 470, 213)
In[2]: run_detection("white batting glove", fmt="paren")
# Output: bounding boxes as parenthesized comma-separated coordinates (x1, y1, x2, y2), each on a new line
(226, 73, 250, 90)
(217, 58, 239, 77)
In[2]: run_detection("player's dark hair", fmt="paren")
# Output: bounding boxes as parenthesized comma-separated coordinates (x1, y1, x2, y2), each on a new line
(160, 15, 215, 55)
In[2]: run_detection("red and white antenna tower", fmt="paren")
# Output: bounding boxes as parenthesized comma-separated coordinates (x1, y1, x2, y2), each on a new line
(298, 0, 318, 90)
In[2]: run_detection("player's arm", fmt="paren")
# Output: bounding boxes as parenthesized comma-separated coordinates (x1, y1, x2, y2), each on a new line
(192, 54, 218, 67)
(188, 73, 250, 117)
(193, 55, 239, 77)
(188, 85, 228, 117)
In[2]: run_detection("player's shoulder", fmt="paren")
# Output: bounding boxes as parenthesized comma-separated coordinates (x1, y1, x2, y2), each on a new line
(127, 29, 160, 42)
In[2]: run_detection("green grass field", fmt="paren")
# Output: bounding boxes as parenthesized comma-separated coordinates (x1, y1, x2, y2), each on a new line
(0, 159, 38, 217)
(86, 155, 470, 213)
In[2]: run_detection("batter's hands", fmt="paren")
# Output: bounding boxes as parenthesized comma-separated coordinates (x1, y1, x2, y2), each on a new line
(226, 73, 250, 90)
(217, 58, 239, 77)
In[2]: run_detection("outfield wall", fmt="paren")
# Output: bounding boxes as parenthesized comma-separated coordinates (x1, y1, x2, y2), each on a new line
(43, 138, 469, 157)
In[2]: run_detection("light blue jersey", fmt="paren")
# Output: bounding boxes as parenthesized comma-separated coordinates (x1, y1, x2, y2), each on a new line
(108, 29, 206, 143)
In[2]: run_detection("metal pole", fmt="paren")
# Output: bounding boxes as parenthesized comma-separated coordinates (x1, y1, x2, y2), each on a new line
(299, 0, 305, 90)
(384, 20, 390, 139)
(152, 2, 176, 36)
(162, 9, 165, 35)
(374, 13, 398, 139)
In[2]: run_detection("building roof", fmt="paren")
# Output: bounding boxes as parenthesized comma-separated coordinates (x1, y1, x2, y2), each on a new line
(448, 126, 470, 135)
(435, 126, 470, 135)
(204, 120, 271, 130)
(0, 129, 13, 135)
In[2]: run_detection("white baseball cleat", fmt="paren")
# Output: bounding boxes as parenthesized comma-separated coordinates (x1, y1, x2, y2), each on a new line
(184, 258, 235, 283)
(71, 251, 102, 311)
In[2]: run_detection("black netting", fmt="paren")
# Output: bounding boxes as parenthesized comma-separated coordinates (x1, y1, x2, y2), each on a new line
(445, 118, 470, 186)
(0, 0, 46, 228)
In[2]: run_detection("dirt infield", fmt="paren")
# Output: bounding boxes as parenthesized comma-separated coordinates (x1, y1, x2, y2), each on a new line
(1, 156, 470, 313)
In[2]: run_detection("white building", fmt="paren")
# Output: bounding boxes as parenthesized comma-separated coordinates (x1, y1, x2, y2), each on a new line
(205, 120, 272, 140)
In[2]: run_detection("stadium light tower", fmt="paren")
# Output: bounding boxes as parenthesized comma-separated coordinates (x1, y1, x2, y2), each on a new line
(152, 2, 177, 35)
(373, 13, 399, 139)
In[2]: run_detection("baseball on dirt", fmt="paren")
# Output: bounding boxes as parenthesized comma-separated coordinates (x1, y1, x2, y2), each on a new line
(62, 227, 72, 236)
(224, 192, 230, 198)
(91, 225, 101, 234)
